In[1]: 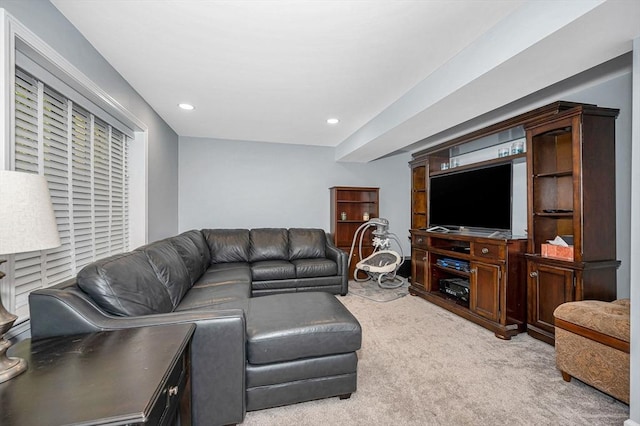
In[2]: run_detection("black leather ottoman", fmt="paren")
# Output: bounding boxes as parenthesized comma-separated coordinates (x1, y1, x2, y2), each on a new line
(245, 292, 362, 411)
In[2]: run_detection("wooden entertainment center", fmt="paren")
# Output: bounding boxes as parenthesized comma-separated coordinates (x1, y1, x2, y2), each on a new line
(410, 229, 527, 339)
(409, 101, 620, 343)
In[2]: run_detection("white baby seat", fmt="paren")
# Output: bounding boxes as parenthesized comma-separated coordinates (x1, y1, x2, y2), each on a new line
(355, 250, 402, 288)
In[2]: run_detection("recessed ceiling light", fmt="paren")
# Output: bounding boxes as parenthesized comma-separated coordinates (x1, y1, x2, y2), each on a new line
(327, 118, 339, 125)
(178, 103, 195, 110)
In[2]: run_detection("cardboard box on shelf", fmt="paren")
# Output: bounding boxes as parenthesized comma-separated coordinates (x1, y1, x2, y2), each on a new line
(541, 243, 574, 261)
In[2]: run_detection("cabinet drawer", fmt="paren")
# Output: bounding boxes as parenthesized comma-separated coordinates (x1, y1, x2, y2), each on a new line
(148, 349, 189, 426)
(472, 243, 504, 260)
(412, 234, 428, 249)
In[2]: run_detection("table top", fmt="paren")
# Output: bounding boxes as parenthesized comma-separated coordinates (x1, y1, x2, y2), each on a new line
(0, 324, 195, 426)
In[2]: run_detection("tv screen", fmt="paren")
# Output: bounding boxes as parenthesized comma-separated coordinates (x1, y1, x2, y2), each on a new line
(429, 163, 512, 231)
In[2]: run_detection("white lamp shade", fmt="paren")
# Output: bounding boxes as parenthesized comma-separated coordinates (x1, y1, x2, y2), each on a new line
(0, 171, 61, 255)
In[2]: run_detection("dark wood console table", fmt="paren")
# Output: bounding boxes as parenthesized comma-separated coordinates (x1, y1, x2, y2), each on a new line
(0, 324, 194, 426)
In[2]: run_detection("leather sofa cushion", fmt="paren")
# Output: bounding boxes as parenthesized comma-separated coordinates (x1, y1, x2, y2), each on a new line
(141, 240, 192, 308)
(251, 260, 296, 281)
(292, 258, 337, 278)
(288, 229, 326, 260)
(77, 251, 173, 316)
(169, 232, 208, 284)
(183, 229, 211, 268)
(250, 228, 288, 262)
(176, 282, 251, 311)
(246, 292, 362, 364)
(204, 229, 250, 263)
(195, 264, 252, 288)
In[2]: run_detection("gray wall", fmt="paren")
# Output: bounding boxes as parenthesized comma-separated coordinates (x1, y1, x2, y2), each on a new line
(563, 72, 632, 299)
(0, 0, 179, 242)
(178, 137, 412, 255)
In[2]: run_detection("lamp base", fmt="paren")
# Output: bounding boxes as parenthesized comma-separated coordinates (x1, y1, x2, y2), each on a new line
(0, 338, 27, 383)
(0, 263, 28, 383)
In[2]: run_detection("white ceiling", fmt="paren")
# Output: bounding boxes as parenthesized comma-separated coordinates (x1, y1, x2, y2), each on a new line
(50, 0, 640, 162)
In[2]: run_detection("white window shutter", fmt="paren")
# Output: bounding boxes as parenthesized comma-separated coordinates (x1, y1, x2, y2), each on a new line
(10, 68, 130, 321)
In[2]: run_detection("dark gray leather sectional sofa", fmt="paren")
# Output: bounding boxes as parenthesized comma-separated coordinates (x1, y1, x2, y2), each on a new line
(28, 228, 361, 426)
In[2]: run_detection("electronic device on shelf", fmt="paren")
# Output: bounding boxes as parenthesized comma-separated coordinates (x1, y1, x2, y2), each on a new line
(436, 258, 470, 272)
(439, 278, 470, 303)
(450, 246, 470, 253)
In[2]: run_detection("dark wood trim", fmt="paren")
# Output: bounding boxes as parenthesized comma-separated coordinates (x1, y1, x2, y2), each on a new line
(555, 317, 630, 353)
(409, 287, 523, 340)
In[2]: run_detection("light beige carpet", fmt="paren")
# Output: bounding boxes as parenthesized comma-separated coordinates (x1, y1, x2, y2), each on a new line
(348, 278, 409, 302)
(242, 293, 629, 425)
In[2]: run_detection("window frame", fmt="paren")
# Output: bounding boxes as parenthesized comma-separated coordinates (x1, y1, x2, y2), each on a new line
(0, 9, 148, 331)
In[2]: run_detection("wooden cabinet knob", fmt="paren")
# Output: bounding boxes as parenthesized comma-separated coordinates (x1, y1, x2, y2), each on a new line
(529, 271, 538, 278)
(481, 247, 489, 254)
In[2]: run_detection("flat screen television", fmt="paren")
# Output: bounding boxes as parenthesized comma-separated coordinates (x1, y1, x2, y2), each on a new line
(429, 163, 512, 232)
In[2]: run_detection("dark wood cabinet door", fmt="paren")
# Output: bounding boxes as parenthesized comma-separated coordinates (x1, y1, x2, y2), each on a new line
(470, 261, 500, 322)
(527, 261, 574, 335)
(411, 247, 428, 290)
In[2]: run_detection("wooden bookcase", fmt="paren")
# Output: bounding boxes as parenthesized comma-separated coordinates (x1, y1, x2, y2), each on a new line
(330, 186, 380, 280)
(524, 105, 619, 344)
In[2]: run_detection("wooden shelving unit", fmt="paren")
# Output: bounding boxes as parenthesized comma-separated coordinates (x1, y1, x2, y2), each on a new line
(330, 186, 379, 280)
(524, 105, 620, 344)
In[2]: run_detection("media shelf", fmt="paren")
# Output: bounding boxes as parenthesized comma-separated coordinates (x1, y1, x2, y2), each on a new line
(410, 230, 527, 339)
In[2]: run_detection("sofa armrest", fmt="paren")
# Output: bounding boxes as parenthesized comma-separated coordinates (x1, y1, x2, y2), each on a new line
(325, 235, 348, 295)
(29, 287, 246, 426)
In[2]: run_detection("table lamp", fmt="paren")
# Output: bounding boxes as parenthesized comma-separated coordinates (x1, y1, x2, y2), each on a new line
(0, 170, 60, 383)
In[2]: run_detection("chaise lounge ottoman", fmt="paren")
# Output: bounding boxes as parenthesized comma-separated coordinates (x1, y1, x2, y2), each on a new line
(245, 291, 361, 411)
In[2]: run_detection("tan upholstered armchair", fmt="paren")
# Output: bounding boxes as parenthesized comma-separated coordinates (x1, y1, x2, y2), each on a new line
(553, 299, 630, 404)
